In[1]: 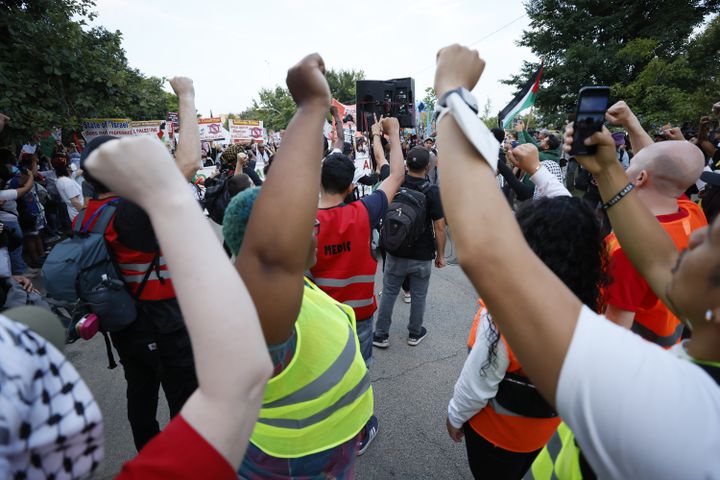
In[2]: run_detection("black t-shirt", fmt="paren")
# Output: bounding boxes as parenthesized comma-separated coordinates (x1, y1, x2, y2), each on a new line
(113, 199, 159, 252)
(391, 174, 444, 261)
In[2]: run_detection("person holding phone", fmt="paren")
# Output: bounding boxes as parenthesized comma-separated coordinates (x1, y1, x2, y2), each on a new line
(434, 43, 719, 479)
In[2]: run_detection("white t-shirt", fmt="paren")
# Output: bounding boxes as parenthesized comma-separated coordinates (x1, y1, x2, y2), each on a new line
(557, 306, 720, 479)
(56, 176, 84, 220)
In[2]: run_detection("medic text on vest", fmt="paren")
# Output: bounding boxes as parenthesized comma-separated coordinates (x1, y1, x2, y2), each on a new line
(324, 242, 351, 256)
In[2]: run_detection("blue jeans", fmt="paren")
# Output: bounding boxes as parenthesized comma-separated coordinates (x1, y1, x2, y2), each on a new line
(4, 221, 26, 274)
(375, 254, 432, 337)
(356, 316, 373, 367)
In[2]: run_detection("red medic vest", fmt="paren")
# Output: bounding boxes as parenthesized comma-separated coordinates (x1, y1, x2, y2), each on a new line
(310, 201, 378, 320)
(78, 197, 176, 301)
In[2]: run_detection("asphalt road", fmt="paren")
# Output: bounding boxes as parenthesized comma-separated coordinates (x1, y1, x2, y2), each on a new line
(65, 242, 480, 479)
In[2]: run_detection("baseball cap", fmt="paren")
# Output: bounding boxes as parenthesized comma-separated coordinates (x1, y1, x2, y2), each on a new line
(406, 146, 430, 171)
(79, 135, 118, 171)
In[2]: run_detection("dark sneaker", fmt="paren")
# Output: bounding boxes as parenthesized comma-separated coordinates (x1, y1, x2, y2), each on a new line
(407, 327, 427, 346)
(357, 415, 379, 456)
(373, 333, 389, 348)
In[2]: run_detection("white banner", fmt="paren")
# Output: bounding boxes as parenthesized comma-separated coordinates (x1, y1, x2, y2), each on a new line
(229, 119, 264, 143)
(198, 117, 224, 141)
(82, 118, 132, 141)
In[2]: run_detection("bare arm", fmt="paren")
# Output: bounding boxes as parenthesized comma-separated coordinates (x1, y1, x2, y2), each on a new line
(0, 113, 8, 134)
(435, 45, 581, 402)
(563, 125, 678, 310)
(236, 54, 331, 346)
(14, 174, 34, 197)
(69, 195, 83, 212)
(85, 135, 271, 469)
(605, 304, 635, 329)
(170, 77, 201, 181)
(434, 218, 447, 268)
(375, 117, 405, 202)
(605, 101, 653, 153)
(330, 106, 345, 151)
(370, 118, 388, 174)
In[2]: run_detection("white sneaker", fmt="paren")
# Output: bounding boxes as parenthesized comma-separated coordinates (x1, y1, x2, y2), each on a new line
(403, 291, 411, 304)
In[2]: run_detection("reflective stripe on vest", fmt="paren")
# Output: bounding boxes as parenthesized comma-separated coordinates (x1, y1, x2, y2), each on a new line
(250, 278, 373, 458)
(343, 297, 375, 308)
(631, 320, 684, 347)
(262, 323, 358, 410)
(313, 274, 375, 288)
(122, 269, 171, 284)
(489, 398, 522, 417)
(118, 257, 167, 272)
(528, 423, 582, 480)
(311, 202, 378, 320)
(258, 370, 371, 429)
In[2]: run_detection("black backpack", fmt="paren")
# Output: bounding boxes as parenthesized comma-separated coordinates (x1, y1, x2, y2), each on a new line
(203, 173, 231, 225)
(380, 181, 432, 253)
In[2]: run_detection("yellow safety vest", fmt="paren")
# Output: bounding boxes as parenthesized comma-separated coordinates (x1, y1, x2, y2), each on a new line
(530, 422, 583, 480)
(250, 278, 373, 458)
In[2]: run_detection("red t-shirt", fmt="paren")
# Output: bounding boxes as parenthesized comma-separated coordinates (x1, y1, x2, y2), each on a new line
(117, 414, 235, 479)
(606, 208, 689, 312)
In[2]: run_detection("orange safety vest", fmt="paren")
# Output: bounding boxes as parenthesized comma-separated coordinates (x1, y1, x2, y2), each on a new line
(466, 302, 561, 453)
(606, 201, 707, 348)
(310, 201, 378, 320)
(79, 197, 176, 301)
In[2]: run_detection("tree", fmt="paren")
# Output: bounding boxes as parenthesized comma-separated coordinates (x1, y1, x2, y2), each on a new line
(505, 0, 720, 127)
(0, 0, 176, 145)
(422, 87, 437, 111)
(239, 86, 296, 131)
(613, 16, 720, 127)
(479, 97, 498, 129)
(325, 69, 365, 104)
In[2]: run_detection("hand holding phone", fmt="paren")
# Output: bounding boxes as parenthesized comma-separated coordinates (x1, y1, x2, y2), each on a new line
(570, 86, 610, 156)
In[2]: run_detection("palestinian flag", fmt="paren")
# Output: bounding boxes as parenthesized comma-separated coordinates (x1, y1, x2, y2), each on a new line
(498, 61, 544, 129)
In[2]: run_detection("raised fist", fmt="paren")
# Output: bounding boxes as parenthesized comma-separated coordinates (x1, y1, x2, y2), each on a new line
(434, 44, 485, 99)
(514, 119, 525, 133)
(507, 143, 540, 175)
(605, 101, 636, 127)
(330, 105, 340, 118)
(169, 76, 195, 97)
(380, 117, 400, 136)
(664, 127, 684, 141)
(286, 53, 331, 109)
(0, 113, 8, 133)
(85, 136, 185, 210)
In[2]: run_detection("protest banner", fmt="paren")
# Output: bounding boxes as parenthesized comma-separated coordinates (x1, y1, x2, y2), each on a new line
(330, 99, 358, 143)
(166, 111, 180, 132)
(229, 119, 264, 143)
(198, 117, 225, 141)
(82, 118, 132, 141)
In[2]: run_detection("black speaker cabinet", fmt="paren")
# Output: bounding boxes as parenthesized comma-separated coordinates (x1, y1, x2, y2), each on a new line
(356, 77, 415, 130)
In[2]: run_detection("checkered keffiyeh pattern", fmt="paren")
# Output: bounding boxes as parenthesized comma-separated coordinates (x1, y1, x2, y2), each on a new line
(0, 315, 103, 479)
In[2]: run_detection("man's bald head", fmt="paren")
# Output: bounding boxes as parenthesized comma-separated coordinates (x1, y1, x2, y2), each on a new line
(625, 140, 704, 198)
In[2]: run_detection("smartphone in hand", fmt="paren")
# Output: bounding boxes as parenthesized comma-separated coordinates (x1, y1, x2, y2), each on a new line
(570, 86, 610, 156)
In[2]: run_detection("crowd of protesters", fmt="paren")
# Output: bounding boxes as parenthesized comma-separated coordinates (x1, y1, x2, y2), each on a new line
(0, 44, 719, 480)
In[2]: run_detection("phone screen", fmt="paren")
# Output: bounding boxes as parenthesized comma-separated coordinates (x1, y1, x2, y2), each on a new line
(571, 87, 610, 156)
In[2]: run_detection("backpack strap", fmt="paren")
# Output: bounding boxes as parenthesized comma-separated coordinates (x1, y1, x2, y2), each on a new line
(72, 209, 87, 233)
(132, 249, 161, 300)
(79, 199, 120, 234)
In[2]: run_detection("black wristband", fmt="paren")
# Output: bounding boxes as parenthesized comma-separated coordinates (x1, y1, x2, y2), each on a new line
(602, 183, 635, 210)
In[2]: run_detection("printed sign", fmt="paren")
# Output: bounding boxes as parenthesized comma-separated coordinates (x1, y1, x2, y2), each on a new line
(198, 117, 224, 141)
(229, 119, 265, 143)
(82, 118, 132, 140)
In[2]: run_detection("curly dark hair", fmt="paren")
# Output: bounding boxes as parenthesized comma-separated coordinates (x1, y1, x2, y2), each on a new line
(481, 196, 610, 374)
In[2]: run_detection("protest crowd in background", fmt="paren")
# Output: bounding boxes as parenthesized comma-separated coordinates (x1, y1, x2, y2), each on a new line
(1, 30, 720, 480)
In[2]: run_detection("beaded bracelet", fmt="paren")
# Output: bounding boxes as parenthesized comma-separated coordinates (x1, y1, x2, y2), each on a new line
(602, 183, 635, 210)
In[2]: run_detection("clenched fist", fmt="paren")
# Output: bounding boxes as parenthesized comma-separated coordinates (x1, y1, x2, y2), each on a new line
(169, 76, 195, 98)
(286, 53, 331, 109)
(434, 44, 485, 99)
(605, 101, 636, 127)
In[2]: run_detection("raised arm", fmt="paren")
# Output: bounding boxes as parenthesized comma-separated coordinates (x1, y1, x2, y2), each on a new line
(170, 77, 201, 181)
(370, 118, 388, 173)
(0, 113, 8, 134)
(507, 144, 571, 199)
(562, 125, 681, 313)
(85, 136, 272, 469)
(375, 117, 405, 202)
(330, 105, 345, 151)
(698, 116, 718, 160)
(236, 54, 331, 346)
(435, 45, 581, 401)
(605, 101, 653, 153)
(14, 173, 34, 198)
